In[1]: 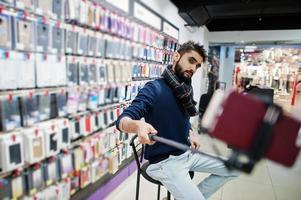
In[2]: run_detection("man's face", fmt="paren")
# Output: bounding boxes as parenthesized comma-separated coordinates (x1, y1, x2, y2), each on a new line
(173, 50, 203, 83)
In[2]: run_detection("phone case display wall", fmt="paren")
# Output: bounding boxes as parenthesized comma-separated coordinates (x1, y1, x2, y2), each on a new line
(0, 0, 178, 199)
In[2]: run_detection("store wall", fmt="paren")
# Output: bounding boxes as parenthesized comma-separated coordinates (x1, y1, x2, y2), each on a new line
(141, 0, 207, 125)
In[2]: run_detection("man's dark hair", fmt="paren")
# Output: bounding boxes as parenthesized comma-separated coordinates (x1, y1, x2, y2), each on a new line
(177, 41, 207, 62)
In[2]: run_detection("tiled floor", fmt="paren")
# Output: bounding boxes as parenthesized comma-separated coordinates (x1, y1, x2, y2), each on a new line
(105, 93, 301, 200)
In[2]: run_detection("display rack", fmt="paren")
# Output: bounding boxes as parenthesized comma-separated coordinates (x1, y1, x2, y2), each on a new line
(0, 0, 179, 199)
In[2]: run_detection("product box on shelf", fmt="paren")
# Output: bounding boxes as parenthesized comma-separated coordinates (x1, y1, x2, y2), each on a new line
(15, 0, 35, 11)
(125, 84, 132, 101)
(77, 27, 89, 56)
(57, 118, 70, 150)
(0, 11, 13, 50)
(22, 127, 45, 164)
(79, 165, 91, 189)
(57, 177, 71, 199)
(106, 60, 115, 83)
(76, 114, 87, 137)
(87, 88, 98, 110)
(20, 93, 39, 127)
(79, 58, 89, 86)
(51, 23, 64, 54)
(94, 110, 104, 131)
(0, 95, 21, 132)
(119, 85, 126, 103)
(55, 90, 68, 117)
(78, 88, 88, 112)
(0, 51, 35, 90)
(131, 62, 139, 79)
(88, 138, 98, 160)
(86, 1, 94, 28)
(44, 156, 59, 187)
(70, 172, 80, 195)
(105, 35, 113, 58)
(66, 87, 79, 114)
(52, 0, 64, 20)
(104, 85, 114, 105)
(88, 58, 98, 85)
(7, 172, 25, 199)
(90, 159, 99, 183)
(97, 59, 106, 84)
(93, 3, 101, 29)
(23, 163, 45, 196)
(35, 19, 50, 53)
(0, 50, 16, 89)
(13, 15, 35, 51)
(109, 127, 118, 149)
(40, 121, 60, 157)
(37, 93, 51, 121)
(17, 52, 36, 89)
(113, 106, 120, 121)
(69, 116, 81, 140)
(113, 61, 121, 83)
(82, 141, 93, 164)
(99, 6, 108, 32)
(64, 0, 80, 22)
(112, 85, 120, 103)
(54, 55, 67, 86)
(65, 24, 78, 54)
(35, 0, 53, 17)
(92, 111, 100, 131)
(78, 0, 88, 25)
(58, 151, 73, 180)
(117, 39, 124, 60)
(87, 29, 97, 57)
(38, 185, 60, 200)
(0, 178, 11, 199)
(112, 37, 121, 59)
(72, 146, 84, 173)
(83, 114, 92, 136)
(96, 33, 106, 58)
(90, 136, 100, 158)
(132, 43, 139, 59)
(66, 56, 79, 86)
(108, 149, 118, 174)
(98, 84, 105, 106)
(103, 131, 111, 154)
(117, 143, 126, 165)
(36, 53, 58, 87)
(0, 131, 24, 173)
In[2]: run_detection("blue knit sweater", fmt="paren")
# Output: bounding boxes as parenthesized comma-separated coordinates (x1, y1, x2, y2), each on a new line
(116, 78, 191, 164)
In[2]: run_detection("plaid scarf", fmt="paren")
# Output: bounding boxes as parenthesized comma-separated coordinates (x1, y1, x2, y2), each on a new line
(162, 65, 199, 116)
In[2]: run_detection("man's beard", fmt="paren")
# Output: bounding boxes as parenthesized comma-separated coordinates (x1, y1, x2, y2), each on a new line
(174, 63, 192, 84)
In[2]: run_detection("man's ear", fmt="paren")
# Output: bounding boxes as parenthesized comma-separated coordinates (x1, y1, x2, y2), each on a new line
(172, 52, 181, 63)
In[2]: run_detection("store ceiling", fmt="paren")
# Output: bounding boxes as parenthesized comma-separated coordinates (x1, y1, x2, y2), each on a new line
(170, 0, 301, 31)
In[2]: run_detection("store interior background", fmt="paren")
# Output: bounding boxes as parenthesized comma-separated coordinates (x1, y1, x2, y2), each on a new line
(107, 0, 301, 200)
(0, 0, 300, 199)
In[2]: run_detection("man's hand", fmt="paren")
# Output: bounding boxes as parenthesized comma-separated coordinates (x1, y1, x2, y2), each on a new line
(136, 121, 158, 145)
(119, 117, 157, 145)
(189, 130, 201, 149)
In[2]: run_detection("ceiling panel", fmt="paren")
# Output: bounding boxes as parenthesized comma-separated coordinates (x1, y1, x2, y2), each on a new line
(171, 0, 301, 31)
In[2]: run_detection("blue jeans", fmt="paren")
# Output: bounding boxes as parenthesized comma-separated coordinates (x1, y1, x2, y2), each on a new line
(146, 151, 239, 200)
